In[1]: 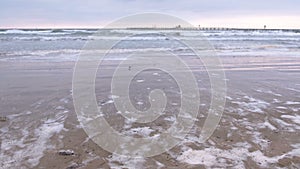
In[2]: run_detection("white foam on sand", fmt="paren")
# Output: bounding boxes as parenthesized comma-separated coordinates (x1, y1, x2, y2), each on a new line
(177, 148, 217, 166)
(109, 95, 120, 99)
(272, 117, 296, 132)
(164, 116, 176, 122)
(256, 89, 282, 97)
(59, 98, 69, 104)
(276, 106, 288, 110)
(291, 107, 300, 112)
(262, 120, 277, 130)
(266, 90, 282, 97)
(123, 127, 154, 137)
(177, 141, 299, 168)
(272, 98, 281, 103)
(285, 101, 300, 105)
(281, 114, 300, 125)
(122, 116, 137, 129)
(107, 154, 145, 169)
(0, 110, 67, 168)
(238, 118, 272, 149)
(100, 100, 114, 105)
(226, 96, 233, 100)
(286, 88, 300, 93)
(249, 130, 271, 149)
(136, 101, 144, 105)
(136, 79, 145, 83)
(232, 96, 269, 113)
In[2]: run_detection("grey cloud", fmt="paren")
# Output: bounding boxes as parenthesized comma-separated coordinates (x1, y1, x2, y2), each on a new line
(0, 0, 299, 27)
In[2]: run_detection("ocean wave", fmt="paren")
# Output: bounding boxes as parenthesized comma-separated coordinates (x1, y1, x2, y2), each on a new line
(0, 29, 97, 36)
(1, 29, 300, 40)
(0, 35, 174, 41)
(0, 29, 53, 35)
(1, 29, 300, 62)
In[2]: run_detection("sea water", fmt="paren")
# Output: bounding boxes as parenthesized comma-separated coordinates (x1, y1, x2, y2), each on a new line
(1, 29, 300, 62)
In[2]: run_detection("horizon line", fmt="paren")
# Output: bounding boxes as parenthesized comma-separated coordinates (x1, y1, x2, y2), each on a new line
(0, 26, 300, 31)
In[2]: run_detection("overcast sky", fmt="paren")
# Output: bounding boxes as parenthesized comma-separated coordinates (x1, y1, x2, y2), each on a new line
(1, 0, 300, 28)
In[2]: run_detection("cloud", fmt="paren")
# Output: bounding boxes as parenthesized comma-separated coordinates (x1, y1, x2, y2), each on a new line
(0, 0, 299, 28)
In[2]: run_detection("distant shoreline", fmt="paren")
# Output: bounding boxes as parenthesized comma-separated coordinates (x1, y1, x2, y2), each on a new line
(0, 27, 300, 32)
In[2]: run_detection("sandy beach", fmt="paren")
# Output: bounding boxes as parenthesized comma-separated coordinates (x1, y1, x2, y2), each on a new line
(1, 0, 300, 167)
(0, 52, 299, 168)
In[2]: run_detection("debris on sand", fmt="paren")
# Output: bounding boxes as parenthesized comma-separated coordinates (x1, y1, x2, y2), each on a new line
(66, 163, 81, 169)
(277, 157, 292, 167)
(58, 149, 75, 156)
(0, 116, 7, 122)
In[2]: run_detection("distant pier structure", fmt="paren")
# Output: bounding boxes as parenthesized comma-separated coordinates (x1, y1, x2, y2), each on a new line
(126, 26, 299, 32)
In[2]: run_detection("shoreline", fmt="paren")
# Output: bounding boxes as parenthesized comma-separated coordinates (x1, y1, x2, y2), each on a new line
(0, 55, 299, 168)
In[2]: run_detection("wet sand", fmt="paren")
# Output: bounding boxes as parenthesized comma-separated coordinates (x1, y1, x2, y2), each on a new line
(0, 55, 300, 169)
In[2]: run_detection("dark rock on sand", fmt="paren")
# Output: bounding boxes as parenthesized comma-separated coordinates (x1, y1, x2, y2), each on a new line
(58, 149, 75, 156)
(0, 116, 7, 122)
